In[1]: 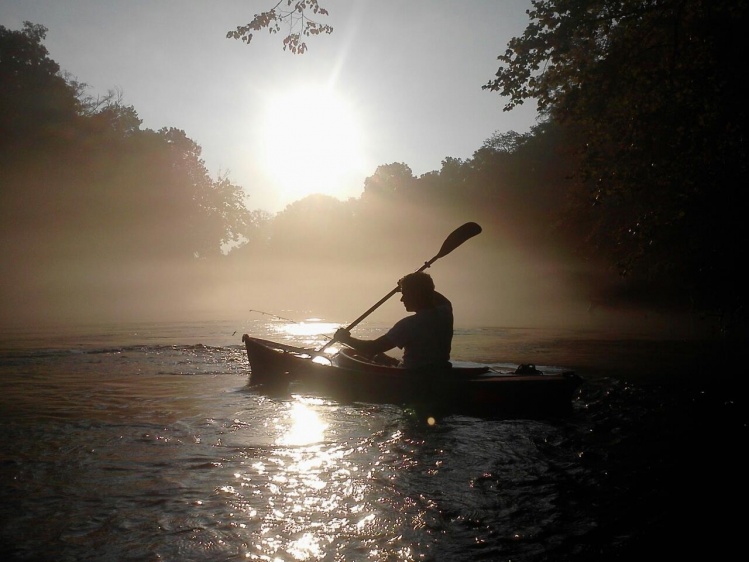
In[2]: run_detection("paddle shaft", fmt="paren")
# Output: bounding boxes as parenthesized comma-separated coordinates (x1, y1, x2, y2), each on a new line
(319, 222, 482, 351)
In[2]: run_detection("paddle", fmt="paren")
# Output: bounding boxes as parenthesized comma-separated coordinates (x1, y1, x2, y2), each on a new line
(318, 221, 482, 352)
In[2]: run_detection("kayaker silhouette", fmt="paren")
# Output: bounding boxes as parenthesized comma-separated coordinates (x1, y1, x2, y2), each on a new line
(334, 272, 453, 371)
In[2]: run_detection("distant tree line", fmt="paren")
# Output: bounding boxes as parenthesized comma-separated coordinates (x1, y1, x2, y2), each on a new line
(2, 0, 747, 339)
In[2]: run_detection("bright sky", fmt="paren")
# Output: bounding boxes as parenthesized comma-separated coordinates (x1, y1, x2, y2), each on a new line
(1, 0, 539, 213)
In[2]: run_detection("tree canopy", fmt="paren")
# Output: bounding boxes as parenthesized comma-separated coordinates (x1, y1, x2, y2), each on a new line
(0, 23, 263, 324)
(485, 0, 748, 335)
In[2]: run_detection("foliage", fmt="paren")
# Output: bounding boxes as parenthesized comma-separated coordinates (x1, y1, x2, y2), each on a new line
(484, 0, 749, 332)
(227, 0, 333, 54)
(0, 22, 80, 149)
(361, 163, 417, 200)
(0, 22, 268, 324)
(0, 22, 259, 262)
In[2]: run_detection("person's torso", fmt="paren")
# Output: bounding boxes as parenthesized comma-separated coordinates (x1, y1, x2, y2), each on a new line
(386, 304, 453, 369)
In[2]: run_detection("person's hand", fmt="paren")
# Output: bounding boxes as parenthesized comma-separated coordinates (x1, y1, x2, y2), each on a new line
(334, 328, 351, 343)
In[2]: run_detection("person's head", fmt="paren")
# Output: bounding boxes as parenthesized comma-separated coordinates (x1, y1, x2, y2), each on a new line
(398, 272, 435, 312)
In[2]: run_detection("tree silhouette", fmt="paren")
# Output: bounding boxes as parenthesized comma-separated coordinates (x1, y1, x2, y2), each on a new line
(0, 23, 262, 325)
(485, 0, 748, 335)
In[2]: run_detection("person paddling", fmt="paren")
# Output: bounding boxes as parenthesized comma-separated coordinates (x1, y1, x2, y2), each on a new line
(334, 272, 453, 371)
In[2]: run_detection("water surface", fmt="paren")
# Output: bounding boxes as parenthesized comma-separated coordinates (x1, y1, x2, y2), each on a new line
(0, 321, 744, 560)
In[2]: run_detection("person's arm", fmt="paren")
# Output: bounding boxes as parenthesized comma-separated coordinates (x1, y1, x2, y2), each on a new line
(334, 328, 395, 356)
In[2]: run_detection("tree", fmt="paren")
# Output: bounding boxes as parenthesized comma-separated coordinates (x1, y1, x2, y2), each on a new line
(227, 0, 333, 54)
(361, 163, 417, 200)
(105, 126, 257, 259)
(485, 0, 749, 333)
(1, 22, 267, 325)
(260, 194, 353, 258)
(0, 22, 81, 151)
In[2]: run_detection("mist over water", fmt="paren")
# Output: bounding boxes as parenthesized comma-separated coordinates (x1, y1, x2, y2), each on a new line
(1, 232, 710, 344)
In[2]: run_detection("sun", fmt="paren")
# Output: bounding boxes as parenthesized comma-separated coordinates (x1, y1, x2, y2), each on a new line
(258, 85, 369, 207)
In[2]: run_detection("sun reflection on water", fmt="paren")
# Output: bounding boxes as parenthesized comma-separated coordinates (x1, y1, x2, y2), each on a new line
(286, 532, 324, 561)
(272, 320, 338, 339)
(267, 320, 341, 361)
(277, 399, 329, 447)
(224, 398, 418, 561)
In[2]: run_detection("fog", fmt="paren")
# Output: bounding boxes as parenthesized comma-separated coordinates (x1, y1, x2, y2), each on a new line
(0, 218, 707, 341)
(0, 13, 738, 348)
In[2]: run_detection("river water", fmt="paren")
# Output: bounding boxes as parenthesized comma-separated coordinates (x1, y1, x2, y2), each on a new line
(0, 319, 745, 561)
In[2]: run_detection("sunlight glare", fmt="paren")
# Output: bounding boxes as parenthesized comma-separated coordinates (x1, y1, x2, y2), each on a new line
(277, 401, 328, 446)
(274, 320, 339, 337)
(272, 320, 340, 353)
(287, 532, 323, 561)
(356, 513, 376, 529)
(259, 85, 368, 204)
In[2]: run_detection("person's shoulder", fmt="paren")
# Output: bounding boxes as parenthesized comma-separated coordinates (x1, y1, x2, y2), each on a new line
(433, 291, 452, 309)
(388, 315, 412, 333)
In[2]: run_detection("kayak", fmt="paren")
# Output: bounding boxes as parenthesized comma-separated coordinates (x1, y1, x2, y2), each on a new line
(242, 334, 583, 419)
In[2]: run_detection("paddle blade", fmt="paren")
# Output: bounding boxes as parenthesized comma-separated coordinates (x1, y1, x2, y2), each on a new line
(433, 222, 482, 260)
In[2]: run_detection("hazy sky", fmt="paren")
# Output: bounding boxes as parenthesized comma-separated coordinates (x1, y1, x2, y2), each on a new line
(1, 0, 539, 213)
